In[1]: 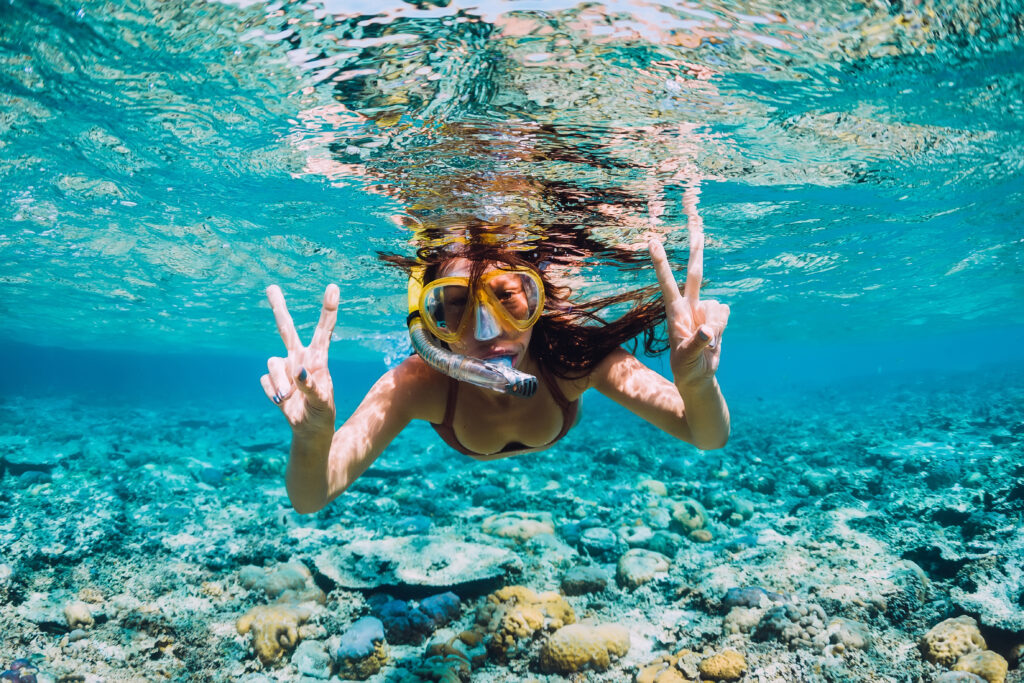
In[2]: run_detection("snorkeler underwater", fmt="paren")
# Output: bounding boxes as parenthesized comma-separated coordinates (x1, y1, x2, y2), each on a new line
(1, 0, 1023, 680)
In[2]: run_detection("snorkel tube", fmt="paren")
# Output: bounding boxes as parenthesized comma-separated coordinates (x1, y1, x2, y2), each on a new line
(407, 267, 538, 398)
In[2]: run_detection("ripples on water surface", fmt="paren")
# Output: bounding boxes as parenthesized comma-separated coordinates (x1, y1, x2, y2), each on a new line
(1, 0, 1022, 357)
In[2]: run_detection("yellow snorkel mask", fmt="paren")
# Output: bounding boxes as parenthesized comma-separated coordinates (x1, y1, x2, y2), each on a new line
(407, 266, 541, 397)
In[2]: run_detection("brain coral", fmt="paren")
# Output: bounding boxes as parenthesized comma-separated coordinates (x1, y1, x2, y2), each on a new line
(699, 649, 746, 681)
(920, 616, 987, 667)
(953, 650, 1008, 683)
(236, 604, 313, 665)
(538, 623, 630, 674)
(474, 585, 575, 660)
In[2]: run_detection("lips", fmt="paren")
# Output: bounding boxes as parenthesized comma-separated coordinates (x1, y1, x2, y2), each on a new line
(480, 348, 517, 360)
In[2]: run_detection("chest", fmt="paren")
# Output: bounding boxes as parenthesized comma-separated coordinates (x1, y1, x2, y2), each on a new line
(449, 383, 567, 457)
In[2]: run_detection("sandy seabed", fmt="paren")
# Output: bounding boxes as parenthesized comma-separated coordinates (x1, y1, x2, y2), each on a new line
(1, 368, 1021, 682)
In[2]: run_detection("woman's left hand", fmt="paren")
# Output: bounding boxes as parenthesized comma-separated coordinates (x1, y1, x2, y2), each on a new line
(649, 234, 730, 388)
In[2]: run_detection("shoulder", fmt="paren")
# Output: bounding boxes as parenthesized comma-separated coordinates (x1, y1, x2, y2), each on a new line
(384, 354, 450, 423)
(587, 347, 648, 393)
(544, 348, 633, 401)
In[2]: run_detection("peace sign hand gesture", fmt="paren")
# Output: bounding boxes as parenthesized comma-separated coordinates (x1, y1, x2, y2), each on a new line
(649, 232, 730, 389)
(261, 284, 340, 439)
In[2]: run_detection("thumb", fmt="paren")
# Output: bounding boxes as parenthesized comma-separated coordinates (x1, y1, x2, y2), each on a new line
(683, 325, 714, 355)
(293, 366, 319, 398)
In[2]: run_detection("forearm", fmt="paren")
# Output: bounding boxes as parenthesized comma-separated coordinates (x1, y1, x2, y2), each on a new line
(286, 430, 335, 514)
(677, 377, 730, 450)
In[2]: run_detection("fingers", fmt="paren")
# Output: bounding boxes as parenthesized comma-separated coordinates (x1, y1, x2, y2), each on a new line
(649, 239, 689, 326)
(309, 284, 340, 354)
(259, 373, 278, 404)
(698, 300, 730, 349)
(266, 356, 294, 404)
(683, 222, 704, 310)
(292, 365, 321, 402)
(266, 285, 303, 353)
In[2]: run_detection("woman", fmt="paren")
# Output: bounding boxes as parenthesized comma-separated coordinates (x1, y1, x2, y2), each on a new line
(261, 236, 729, 515)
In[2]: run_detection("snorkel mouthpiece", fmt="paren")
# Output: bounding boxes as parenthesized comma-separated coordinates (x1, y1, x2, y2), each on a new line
(487, 356, 538, 397)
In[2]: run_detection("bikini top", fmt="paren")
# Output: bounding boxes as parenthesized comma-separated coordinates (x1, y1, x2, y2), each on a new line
(430, 365, 579, 458)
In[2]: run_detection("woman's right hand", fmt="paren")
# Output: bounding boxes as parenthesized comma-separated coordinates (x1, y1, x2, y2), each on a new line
(261, 284, 340, 440)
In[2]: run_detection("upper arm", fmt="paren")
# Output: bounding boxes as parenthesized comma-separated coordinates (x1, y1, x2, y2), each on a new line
(323, 356, 442, 503)
(589, 347, 695, 443)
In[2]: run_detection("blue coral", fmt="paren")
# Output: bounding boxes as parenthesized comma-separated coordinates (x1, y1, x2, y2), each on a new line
(373, 599, 435, 645)
(368, 593, 461, 645)
(419, 592, 461, 627)
(334, 617, 386, 660)
(0, 659, 38, 683)
(722, 586, 784, 611)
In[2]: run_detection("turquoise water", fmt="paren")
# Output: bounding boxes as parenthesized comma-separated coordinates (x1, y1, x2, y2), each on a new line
(2, 0, 1024, 681)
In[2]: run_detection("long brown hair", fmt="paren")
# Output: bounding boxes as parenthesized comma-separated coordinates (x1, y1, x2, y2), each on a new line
(380, 240, 670, 379)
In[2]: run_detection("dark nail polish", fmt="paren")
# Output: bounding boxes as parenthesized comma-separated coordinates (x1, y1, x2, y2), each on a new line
(272, 394, 281, 404)
(298, 367, 307, 382)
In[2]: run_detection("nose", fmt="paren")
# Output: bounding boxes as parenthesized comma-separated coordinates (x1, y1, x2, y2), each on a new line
(473, 303, 502, 341)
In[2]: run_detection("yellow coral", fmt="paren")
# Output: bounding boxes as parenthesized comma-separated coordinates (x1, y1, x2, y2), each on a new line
(634, 651, 700, 683)
(475, 585, 575, 660)
(236, 604, 312, 665)
(538, 623, 630, 674)
(699, 649, 746, 681)
(953, 650, 1008, 683)
(920, 616, 986, 667)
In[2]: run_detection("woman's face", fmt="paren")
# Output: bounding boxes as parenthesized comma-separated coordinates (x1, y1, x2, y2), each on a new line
(437, 258, 536, 368)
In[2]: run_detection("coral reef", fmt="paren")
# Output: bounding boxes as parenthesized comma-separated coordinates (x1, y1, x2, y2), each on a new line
(0, 659, 39, 683)
(63, 601, 94, 630)
(670, 498, 708, 533)
(369, 591, 461, 644)
(537, 623, 630, 674)
(4, 368, 1023, 681)
(560, 565, 608, 595)
(473, 585, 575, 660)
(754, 602, 829, 650)
(235, 604, 313, 665)
(314, 536, 520, 590)
(952, 650, 1008, 683)
(238, 562, 325, 604)
(417, 630, 487, 682)
(333, 616, 389, 681)
(636, 649, 702, 683)
(919, 616, 987, 667)
(372, 597, 436, 645)
(616, 548, 670, 589)
(481, 511, 554, 541)
(699, 649, 746, 681)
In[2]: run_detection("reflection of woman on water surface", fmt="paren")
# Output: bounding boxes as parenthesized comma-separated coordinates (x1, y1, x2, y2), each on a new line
(261, 216, 731, 514)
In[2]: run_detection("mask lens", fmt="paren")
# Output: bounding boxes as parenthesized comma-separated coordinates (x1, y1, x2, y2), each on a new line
(487, 272, 541, 324)
(423, 282, 469, 337)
